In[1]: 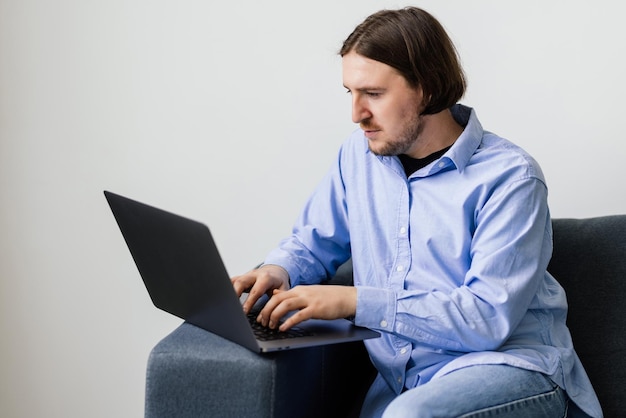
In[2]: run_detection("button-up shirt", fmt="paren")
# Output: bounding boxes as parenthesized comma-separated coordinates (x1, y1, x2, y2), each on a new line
(264, 104, 602, 417)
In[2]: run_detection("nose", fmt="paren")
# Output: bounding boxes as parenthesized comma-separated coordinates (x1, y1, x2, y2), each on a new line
(351, 95, 371, 124)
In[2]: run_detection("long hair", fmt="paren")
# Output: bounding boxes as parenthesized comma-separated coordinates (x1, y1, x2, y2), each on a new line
(340, 7, 466, 115)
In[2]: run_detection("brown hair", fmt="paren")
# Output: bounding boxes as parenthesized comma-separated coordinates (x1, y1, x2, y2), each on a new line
(340, 7, 466, 115)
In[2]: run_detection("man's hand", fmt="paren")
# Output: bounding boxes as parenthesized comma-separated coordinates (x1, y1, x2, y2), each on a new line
(258, 285, 357, 332)
(231, 264, 290, 314)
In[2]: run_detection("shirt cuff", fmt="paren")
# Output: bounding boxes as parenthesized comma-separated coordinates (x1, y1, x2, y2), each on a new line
(355, 286, 396, 332)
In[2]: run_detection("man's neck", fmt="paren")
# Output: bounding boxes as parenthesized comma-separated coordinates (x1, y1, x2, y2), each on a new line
(404, 109, 463, 159)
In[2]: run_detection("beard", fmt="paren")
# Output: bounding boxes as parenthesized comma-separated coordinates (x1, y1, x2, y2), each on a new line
(363, 111, 424, 157)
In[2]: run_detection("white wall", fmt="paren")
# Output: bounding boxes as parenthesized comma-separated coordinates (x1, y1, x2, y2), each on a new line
(1, 1, 624, 417)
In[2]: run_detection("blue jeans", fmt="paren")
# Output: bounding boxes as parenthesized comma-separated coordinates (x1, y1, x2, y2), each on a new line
(361, 364, 569, 418)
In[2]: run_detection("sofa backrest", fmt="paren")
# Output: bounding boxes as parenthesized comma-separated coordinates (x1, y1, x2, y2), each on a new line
(548, 215, 626, 418)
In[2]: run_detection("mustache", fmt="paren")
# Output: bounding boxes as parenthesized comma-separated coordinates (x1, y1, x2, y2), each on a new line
(360, 119, 381, 131)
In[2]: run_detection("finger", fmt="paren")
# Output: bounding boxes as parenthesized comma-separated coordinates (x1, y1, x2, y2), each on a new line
(231, 278, 251, 297)
(231, 269, 260, 295)
(264, 291, 304, 329)
(243, 283, 269, 314)
(257, 290, 286, 327)
(258, 290, 294, 327)
(246, 278, 284, 316)
(279, 308, 312, 332)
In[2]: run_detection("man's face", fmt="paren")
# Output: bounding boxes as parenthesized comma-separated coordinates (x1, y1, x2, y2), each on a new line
(342, 51, 425, 157)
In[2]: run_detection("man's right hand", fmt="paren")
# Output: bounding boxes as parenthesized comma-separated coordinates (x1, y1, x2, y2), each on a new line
(230, 264, 290, 314)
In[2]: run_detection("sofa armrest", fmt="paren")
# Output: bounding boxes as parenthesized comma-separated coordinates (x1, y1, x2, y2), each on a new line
(145, 322, 375, 418)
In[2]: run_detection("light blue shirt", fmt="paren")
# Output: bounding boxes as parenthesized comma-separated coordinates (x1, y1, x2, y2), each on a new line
(264, 105, 601, 417)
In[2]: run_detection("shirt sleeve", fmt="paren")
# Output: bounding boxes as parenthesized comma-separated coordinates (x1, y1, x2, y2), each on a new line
(263, 145, 352, 286)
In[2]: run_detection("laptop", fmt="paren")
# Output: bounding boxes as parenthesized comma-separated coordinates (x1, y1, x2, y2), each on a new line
(104, 191, 379, 353)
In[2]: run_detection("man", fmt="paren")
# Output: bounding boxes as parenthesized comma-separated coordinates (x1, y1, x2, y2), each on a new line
(232, 7, 601, 418)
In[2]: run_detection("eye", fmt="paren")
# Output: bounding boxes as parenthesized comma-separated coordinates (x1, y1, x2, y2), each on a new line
(366, 91, 381, 98)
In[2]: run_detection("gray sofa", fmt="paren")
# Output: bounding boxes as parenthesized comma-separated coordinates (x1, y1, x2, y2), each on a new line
(145, 216, 626, 417)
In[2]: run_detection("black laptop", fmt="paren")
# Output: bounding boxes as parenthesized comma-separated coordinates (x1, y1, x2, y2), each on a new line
(104, 191, 379, 352)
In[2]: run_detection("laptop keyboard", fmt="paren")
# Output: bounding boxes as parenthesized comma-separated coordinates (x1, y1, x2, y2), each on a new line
(247, 312, 312, 341)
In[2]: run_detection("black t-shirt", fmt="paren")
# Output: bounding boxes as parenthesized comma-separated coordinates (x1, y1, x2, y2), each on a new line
(398, 146, 451, 177)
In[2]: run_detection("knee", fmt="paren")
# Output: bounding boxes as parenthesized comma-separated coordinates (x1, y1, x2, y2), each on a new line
(382, 390, 434, 418)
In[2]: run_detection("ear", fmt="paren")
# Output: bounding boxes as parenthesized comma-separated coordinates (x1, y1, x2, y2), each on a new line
(417, 86, 435, 116)
(413, 85, 430, 114)
(417, 86, 430, 107)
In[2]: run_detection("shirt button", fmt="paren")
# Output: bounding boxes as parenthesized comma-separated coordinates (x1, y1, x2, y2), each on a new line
(400, 348, 408, 355)
(397, 377, 402, 384)
(380, 320, 388, 328)
(399, 227, 407, 234)
(396, 265, 404, 272)
(438, 162, 445, 168)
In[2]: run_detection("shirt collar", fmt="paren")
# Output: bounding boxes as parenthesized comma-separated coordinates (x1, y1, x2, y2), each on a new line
(441, 104, 484, 174)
